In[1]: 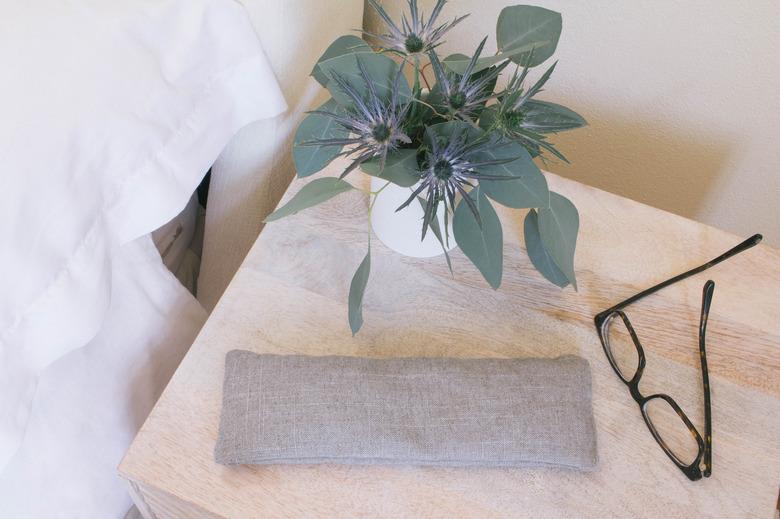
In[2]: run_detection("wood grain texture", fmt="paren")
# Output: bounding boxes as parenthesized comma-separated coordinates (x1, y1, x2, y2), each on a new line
(119, 158, 780, 518)
(123, 478, 222, 519)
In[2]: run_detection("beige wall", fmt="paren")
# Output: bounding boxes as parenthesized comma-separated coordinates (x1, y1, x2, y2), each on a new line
(364, 0, 780, 248)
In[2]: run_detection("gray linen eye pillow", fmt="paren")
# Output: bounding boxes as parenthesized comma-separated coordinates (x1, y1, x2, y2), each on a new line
(215, 350, 598, 470)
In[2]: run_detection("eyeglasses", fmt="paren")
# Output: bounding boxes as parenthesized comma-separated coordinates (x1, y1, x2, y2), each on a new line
(594, 234, 762, 481)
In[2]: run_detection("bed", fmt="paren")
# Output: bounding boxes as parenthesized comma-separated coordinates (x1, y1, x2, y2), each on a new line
(0, 0, 363, 517)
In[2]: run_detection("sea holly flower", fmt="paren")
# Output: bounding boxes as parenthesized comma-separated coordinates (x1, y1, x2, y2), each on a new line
(494, 61, 564, 161)
(488, 57, 586, 163)
(304, 56, 412, 179)
(429, 37, 509, 125)
(365, 0, 467, 59)
(397, 122, 514, 240)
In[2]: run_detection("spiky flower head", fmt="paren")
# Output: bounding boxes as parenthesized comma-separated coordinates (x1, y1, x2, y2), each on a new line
(492, 58, 570, 163)
(365, 0, 467, 59)
(429, 37, 509, 124)
(397, 123, 514, 240)
(305, 56, 412, 179)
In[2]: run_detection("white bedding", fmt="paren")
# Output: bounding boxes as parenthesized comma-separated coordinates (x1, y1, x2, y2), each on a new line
(0, 235, 207, 516)
(0, 0, 286, 516)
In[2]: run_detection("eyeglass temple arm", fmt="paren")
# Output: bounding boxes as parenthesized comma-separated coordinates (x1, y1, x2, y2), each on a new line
(596, 234, 762, 321)
(699, 280, 714, 477)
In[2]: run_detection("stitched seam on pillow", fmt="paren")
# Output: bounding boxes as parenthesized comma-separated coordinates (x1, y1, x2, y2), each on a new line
(0, 55, 270, 347)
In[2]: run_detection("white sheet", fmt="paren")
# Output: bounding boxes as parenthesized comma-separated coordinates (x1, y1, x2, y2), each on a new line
(0, 0, 287, 516)
(1, 0, 285, 472)
(0, 235, 207, 517)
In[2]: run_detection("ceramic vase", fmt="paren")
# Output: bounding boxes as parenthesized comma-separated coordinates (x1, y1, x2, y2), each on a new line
(369, 176, 457, 258)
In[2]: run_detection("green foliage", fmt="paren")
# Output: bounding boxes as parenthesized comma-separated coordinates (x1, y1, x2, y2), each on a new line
(453, 186, 503, 290)
(359, 149, 420, 187)
(520, 100, 589, 133)
(292, 98, 349, 178)
(496, 6, 562, 67)
(320, 52, 412, 108)
(473, 141, 549, 209)
(524, 209, 571, 288)
(524, 192, 579, 289)
(537, 192, 579, 289)
(442, 40, 547, 75)
(264, 178, 355, 222)
(268, 2, 588, 333)
(348, 250, 371, 335)
(311, 35, 374, 87)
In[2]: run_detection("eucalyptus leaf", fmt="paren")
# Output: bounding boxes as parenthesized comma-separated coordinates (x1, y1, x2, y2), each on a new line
(292, 98, 349, 178)
(476, 141, 550, 209)
(478, 106, 499, 131)
(348, 249, 371, 335)
(442, 40, 549, 75)
(537, 192, 579, 289)
(322, 52, 411, 108)
(453, 186, 503, 289)
(524, 209, 570, 287)
(312, 35, 373, 87)
(521, 100, 588, 133)
(496, 6, 562, 67)
(264, 177, 354, 222)
(424, 119, 483, 148)
(359, 149, 421, 187)
(424, 81, 445, 110)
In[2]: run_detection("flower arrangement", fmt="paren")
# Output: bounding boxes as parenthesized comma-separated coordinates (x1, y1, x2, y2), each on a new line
(266, 0, 586, 334)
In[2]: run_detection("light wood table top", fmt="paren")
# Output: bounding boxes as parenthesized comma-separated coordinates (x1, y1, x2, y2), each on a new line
(119, 160, 780, 518)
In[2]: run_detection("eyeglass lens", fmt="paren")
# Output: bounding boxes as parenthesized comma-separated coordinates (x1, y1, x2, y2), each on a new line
(644, 397, 701, 466)
(603, 313, 703, 466)
(602, 313, 640, 382)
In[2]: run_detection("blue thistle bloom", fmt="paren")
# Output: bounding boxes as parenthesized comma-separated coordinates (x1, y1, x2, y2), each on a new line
(305, 56, 412, 179)
(429, 37, 509, 125)
(397, 123, 515, 240)
(492, 57, 574, 163)
(365, 0, 467, 59)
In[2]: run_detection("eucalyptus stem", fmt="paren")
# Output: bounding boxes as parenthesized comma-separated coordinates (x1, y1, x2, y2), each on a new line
(366, 180, 392, 245)
(406, 58, 424, 125)
(419, 62, 432, 91)
(413, 58, 421, 93)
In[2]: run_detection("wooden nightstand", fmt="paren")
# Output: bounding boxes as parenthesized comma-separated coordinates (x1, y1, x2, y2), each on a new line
(119, 160, 780, 518)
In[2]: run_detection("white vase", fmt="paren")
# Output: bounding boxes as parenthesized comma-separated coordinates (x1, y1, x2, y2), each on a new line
(369, 176, 457, 258)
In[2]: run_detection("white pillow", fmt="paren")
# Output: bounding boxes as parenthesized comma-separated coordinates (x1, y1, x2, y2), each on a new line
(0, 0, 286, 472)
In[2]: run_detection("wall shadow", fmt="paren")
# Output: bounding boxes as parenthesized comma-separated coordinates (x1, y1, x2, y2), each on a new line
(538, 107, 734, 223)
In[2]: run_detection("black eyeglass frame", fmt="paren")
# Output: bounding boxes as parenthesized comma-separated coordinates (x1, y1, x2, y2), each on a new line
(594, 233, 762, 481)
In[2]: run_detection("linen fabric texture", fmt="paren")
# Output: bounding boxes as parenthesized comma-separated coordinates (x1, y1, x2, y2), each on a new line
(215, 351, 598, 470)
